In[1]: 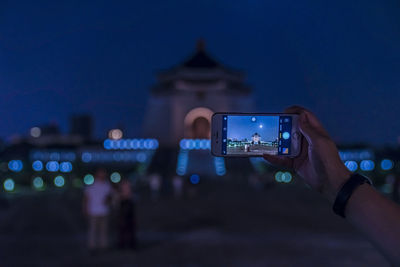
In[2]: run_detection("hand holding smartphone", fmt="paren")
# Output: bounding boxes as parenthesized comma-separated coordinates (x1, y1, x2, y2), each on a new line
(211, 113, 301, 157)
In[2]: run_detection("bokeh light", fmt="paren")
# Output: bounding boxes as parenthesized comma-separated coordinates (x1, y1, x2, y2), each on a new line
(180, 139, 210, 150)
(46, 161, 59, 172)
(103, 138, 159, 150)
(32, 177, 44, 189)
(214, 157, 226, 176)
(176, 150, 189, 175)
(136, 152, 147, 163)
(83, 174, 94, 185)
(108, 129, 123, 140)
(103, 139, 112, 150)
(30, 127, 41, 138)
(8, 160, 23, 172)
(54, 176, 65, 187)
(275, 171, 283, 182)
(345, 161, 358, 172)
(3, 178, 15, 191)
(381, 159, 394, 171)
(81, 152, 92, 163)
(190, 174, 200, 184)
(281, 172, 292, 183)
(110, 172, 121, 183)
(360, 160, 375, 171)
(49, 152, 60, 161)
(32, 160, 44, 171)
(59, 162, 73, 173)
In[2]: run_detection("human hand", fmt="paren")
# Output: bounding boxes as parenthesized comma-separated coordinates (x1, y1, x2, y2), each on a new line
(263, 106, 351, 203)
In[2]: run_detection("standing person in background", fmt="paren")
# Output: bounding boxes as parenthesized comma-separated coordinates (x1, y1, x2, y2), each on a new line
(83, 169, 112, 253)
(172, 175, 183, 199)
(149, 173, 162, 201)
(117, 179, 137, 249)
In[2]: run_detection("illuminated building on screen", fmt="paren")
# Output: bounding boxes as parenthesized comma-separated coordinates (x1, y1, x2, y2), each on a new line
(143, 40, 253, 147)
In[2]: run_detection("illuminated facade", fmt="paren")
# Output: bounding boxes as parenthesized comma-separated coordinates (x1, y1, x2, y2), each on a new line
(251, 133, 261, 144)
(143, 41, 253, 147)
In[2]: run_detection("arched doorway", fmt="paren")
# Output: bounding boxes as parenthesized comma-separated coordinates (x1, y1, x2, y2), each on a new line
(192, 117, 210, 139)
(184, 107, 213, 139)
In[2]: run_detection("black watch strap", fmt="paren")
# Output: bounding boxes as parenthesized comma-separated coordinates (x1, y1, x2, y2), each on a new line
(333, 173, 372, 218)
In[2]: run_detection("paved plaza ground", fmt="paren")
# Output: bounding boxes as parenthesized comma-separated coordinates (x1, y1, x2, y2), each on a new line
(0, 181, 389, 266)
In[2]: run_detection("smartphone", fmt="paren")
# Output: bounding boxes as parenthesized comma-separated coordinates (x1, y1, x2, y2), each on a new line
(211, 113, 301, 157)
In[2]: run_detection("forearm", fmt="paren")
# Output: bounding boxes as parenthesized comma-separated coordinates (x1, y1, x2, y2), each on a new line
(345, 184, 400, 265)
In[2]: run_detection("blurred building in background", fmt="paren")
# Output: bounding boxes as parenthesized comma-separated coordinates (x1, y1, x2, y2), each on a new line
(69, 114, 93, 142)
(0, 42, 399, 199)
(143, 40, 252, 147)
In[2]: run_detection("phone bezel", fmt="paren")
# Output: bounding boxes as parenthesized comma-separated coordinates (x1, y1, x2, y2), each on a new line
(211, 112, 301, 158)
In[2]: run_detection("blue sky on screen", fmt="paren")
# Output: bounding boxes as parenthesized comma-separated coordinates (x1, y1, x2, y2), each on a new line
(227, 116, 279, 141)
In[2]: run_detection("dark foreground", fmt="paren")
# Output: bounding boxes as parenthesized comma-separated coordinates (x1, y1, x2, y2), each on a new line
(0, 181, 388, 267)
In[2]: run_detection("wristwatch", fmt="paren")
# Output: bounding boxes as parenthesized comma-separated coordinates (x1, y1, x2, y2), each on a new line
(333, 173, 372, 218)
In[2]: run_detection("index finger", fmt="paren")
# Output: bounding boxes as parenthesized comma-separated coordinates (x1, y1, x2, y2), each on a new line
(284, 105, 329, 138)
(283, 105, 308, 114)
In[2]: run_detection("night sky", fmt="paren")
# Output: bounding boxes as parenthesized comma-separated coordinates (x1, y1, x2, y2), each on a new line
(1, 0, 400, 145)
(227, 116, 278, 142)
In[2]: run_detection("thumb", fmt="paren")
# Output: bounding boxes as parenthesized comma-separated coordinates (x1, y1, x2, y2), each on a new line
(298, 113, 319, 145)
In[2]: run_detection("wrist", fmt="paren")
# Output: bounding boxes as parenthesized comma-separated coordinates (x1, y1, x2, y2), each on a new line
(332, 173, 372, 217)
(324, 168, 352, 204)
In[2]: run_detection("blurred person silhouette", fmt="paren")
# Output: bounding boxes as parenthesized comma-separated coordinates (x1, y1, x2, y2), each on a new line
(82, 168, 112, 252)
(117, 178, 137, 249)
(149, 173, 162, 201)
(263, 106, 400, 265)
(172, 175, 184, 199)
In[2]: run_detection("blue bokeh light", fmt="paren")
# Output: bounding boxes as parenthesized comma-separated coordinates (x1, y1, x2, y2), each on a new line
(103, 139, 112, 150)
(136, 152, 147, 162)
(381, 159, 394, 171)
(190, 174, 200, 184)
(110, 172, 121, 183)
(54, 176, 65, 187)
(65, 152, 76, 161)
(3, 178, 15, 191)
(360, 160, 375, 171)
(60, 162, 73, 173)
(83, 174, 94, 185)
(33, 177, 44, 189)
(214, 157, 226, 176)
(345, 161, 358, 172)
(81, 152, 92, 163)
(176, 150, 189, 175)
(8, 160, 23, 172)
(275, 171, 283, 182)
(180, 139, 210, 150)
(281, 172, 292, 183)
(46, 161, 59, 172)
(49, 152, 60, 161)
(32, 160, 44, 171)
(103, 138, 159, 150)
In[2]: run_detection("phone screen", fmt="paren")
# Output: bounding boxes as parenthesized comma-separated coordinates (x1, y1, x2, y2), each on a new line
(221, 115, 293, 156)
